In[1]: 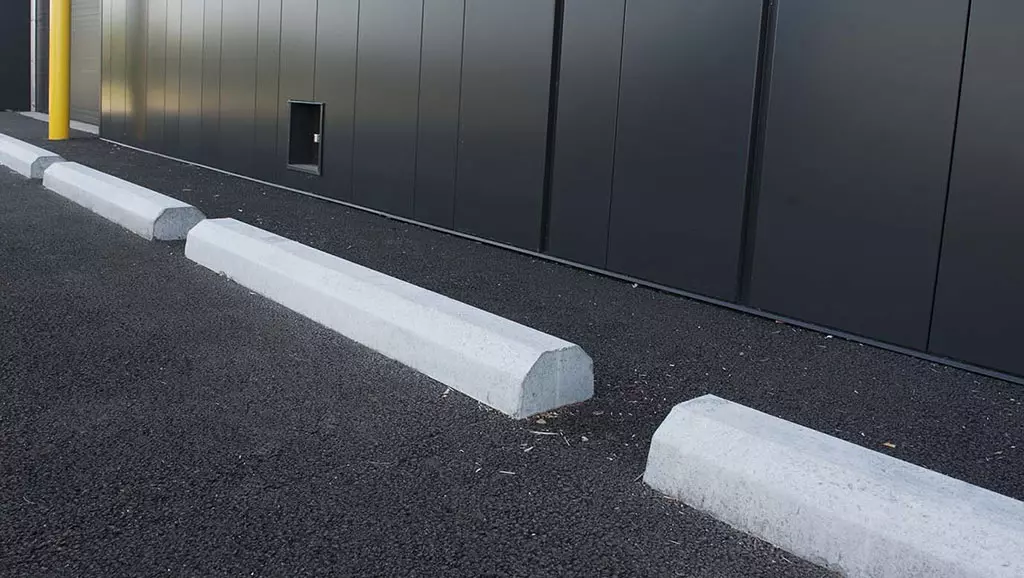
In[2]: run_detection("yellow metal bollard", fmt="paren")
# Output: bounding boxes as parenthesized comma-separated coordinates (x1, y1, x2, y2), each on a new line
(48, 0, 71, 141)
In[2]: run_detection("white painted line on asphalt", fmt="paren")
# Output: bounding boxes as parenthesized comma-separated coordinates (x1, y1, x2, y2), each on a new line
(42, 162, 205, 241)
(644, 395, 1024, 578)
(185, 218, 594, 419)
(18, 111, 100, 135)
(0, 133, 64, 179)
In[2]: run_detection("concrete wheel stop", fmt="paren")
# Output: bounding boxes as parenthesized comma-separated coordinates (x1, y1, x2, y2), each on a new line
(185, 218, 594, 418)
(644, 395, 1024, 578)
(43, 162, 205, 241)
(0, 133, 64, 179)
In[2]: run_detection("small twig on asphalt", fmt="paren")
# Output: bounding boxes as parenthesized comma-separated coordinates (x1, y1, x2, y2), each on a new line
(527, 430, 559, 436)
(632, 472, 644, 483)
(560, 432, 571, 447)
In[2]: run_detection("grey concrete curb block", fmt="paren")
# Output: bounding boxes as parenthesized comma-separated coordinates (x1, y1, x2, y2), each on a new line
(0, 133, 64, 178)
(644, 395, 1024, 578)
(42, 162, 205, 240)
(185, 218, 594, 418)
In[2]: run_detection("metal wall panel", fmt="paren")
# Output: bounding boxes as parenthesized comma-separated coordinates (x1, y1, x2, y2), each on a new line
(0, 0, 29, 110)
(313, 0, 359, 200)
(200, 0, 222, 163)
(101, 0, 112, 132)
(546, 0, 625, 267)
(749, 0, 968, 349)
(352, 0, 423, 216)
(35, 1, 51, 114)
(929, 0, 1024, 375)
(145, 0, 167, 148)
(252, 0, 282, 182)
(274, 0, 317, 189)
(218, 0, 258, 174)
(177, 0, 204, 160)
(71, 0, 102, 124)
(125, 0, 147, 144)
(163, 0, 182, 155)
(108, 0, 128, 139)
(604, 0, 765, 300)
(454, 0, 555, 249)
(414, 0, 465, 228)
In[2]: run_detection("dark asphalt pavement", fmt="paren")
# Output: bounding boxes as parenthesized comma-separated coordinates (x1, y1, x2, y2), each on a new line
(0, 158, 832, 574)
(2, 112, 1020, 500)
(3, 109, 1022, 575)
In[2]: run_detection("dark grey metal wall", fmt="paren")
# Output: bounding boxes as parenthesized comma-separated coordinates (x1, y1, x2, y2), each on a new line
(105, 0, 556, 249)
(313, 0, 358, 201)
(0, 0, 31, 110)
(454, 1, 554, 249)
(414, 0, 464, 229)
(929, 0, 1024, 376)
(749, 0, 968, 350)
(100, 0, 1024, 381)
(549, 0, 765, 300)
(251, 0, 279, 182)
(218, 0, 257, 175)
(352, 0, 422, 216)
(546, 0, 624, 268)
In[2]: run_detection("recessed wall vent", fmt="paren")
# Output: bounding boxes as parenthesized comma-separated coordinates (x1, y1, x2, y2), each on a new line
(287, 100, 324, 175)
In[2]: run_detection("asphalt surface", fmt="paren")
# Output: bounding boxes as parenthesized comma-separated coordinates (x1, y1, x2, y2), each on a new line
(0, 155, 834, 573)
(3, 112, 1021, 500)
(2, 110, 1022, 574)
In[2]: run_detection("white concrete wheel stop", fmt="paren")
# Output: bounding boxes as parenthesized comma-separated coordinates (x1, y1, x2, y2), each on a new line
(644, 395, 1024, 578)
(0, 133, 64, 179)
(42, 162, 205, 241)
(185, 218, 594, 419)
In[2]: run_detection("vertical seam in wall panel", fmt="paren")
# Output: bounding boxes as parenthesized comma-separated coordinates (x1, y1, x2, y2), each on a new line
(274, 0, 284, 164)
(121, 0, 127, 137)
(601, 0, 629, 268)
(217, 0, 223, 146)
(218, 0, 225, 155)
(143, 1, 150, 140)
(251, 0, 261, 150)
(30, 0, 37, 111)
(412, 0, 427, 216)
(348, 0, 362, 198)
(735, 0, 778, 304)
(451, 0, 468, 231)
(175, 0, 183, 145)
(311, 0, 319, 96)
(100, 0, 104, 122)
(925, 0, 973, 351)
(162, 0, 169, 143)
(109, 0, 114, 131)
(97, 0, 102, 122)
(198, 0, 205, 144)
(539, 0, 566, 252)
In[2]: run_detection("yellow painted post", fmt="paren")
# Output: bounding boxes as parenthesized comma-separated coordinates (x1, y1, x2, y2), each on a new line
(48, 0, 72, 140)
